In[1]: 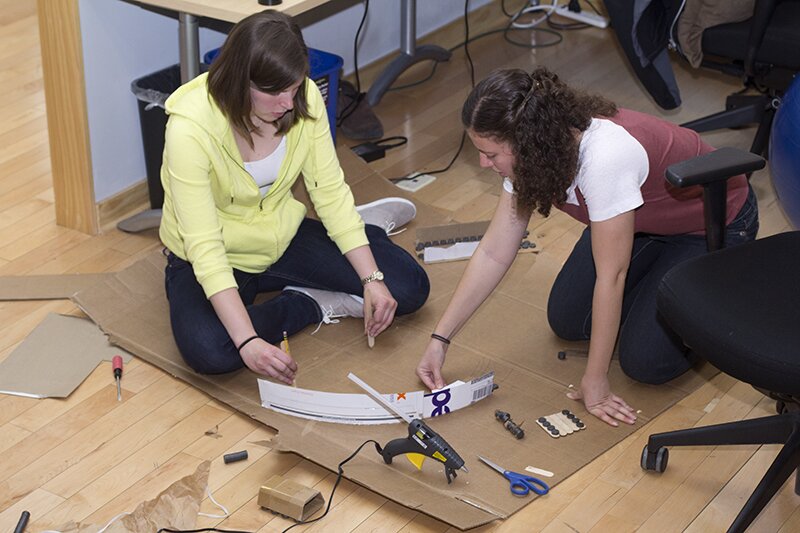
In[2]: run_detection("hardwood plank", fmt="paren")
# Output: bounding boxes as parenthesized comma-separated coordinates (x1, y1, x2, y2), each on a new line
(0, 2, 797, 532)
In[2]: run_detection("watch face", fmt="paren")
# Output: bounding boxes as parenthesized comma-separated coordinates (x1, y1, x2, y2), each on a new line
(375, 271, 384, 281)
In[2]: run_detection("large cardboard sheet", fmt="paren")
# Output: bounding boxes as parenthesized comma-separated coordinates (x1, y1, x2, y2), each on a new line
(24, 150, 713, 529)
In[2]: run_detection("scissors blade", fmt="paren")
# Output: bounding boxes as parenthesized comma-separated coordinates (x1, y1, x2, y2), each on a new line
(477, 455, 506, 475)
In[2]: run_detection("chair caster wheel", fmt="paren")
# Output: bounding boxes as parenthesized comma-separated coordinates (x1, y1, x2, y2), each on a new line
(641, 445, 669, 473)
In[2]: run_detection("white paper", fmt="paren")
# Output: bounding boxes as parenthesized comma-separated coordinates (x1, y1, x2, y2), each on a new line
(423, 241, 480, 263)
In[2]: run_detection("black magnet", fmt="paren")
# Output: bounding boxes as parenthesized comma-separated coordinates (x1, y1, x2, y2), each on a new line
(223, 450, 249, 464)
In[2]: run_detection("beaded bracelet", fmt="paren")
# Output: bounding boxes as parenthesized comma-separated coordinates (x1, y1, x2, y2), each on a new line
(237, 335, 260, 352)
(430, 333, 451, 345)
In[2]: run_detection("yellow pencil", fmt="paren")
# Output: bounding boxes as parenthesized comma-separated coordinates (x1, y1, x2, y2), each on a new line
(281, 331, 296, 387)
(281, 330, 291, 355)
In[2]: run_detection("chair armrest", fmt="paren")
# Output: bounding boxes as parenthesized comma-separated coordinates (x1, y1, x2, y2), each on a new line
(666, 147, 765, 188)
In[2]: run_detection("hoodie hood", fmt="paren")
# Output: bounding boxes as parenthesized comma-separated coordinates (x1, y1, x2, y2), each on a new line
(164, 72, 231, 144)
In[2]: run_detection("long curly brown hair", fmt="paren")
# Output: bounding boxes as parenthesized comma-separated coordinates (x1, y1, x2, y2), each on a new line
(462, 67, 617, 217)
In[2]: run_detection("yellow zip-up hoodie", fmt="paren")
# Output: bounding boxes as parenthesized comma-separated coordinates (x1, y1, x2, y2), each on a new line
(159, 73, 368, 298)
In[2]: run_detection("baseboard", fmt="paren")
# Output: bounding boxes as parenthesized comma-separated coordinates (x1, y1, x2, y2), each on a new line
(97, 179, 152, 231)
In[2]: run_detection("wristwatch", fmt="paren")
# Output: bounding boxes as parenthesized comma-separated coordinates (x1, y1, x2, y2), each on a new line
(361, 270, 384, 285)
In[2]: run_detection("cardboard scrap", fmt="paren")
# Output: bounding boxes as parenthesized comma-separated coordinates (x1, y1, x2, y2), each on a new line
(54, 460, 211, 533)
(0, 273, 112, 300)
(0, 313, 133, 398)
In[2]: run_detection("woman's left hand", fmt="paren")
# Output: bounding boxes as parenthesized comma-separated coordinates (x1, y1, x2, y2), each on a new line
(567, 373, 637, 427)
(362, 282, 397, 337)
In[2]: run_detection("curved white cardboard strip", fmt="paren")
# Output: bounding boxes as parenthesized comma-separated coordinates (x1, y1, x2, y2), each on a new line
(258, 372, 495, 425)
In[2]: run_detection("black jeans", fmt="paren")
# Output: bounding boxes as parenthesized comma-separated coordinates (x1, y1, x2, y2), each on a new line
(165, 218, 429, 374)
(547, 186, 759, 384)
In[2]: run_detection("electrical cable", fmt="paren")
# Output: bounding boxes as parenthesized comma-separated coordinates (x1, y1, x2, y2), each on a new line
(391, 0, 476, 182)
(156, 527, 251, 533)
(336, 0, 370, 126)
(281, 440, 382, 533)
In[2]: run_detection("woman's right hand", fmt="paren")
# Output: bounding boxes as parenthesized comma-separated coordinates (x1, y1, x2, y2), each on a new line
(240, 338, 297, 384)
(416, 340, 448, 390)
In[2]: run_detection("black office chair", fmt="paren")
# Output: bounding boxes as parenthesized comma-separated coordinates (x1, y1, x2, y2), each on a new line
(606, 0, 800, 157)
(681, 0, 800, 157)
(640, 148, 800, 532)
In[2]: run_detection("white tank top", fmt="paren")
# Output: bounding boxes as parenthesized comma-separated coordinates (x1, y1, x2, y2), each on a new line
(244, 136, 287, 196)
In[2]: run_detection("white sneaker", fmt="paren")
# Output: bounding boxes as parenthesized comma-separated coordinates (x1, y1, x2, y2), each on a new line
(356, 197, 416, 235)
(284, 286, 364, 333)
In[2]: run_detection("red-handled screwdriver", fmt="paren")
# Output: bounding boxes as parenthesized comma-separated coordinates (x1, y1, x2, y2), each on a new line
(112, 355, 123, 402)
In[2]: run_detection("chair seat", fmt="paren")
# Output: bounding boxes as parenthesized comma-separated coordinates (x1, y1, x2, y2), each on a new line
(703, 2, 800, 70)
(658, 231, 800, 396)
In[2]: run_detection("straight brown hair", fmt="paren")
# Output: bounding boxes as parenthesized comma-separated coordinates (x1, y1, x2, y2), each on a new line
(208, 10, 312, 146)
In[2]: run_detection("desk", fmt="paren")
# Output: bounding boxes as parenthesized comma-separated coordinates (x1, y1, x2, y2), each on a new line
(131, 0, 327, 82)
(152, 0, 450, 100)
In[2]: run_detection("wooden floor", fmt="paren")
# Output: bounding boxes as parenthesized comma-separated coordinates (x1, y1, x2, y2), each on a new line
(1, 2, 798, 532)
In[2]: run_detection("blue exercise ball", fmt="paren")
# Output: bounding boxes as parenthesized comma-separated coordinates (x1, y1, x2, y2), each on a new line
(769, 75, 800, 229)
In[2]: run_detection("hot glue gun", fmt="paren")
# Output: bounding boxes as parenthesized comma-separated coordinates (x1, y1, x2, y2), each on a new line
(379, 417, 467, 483)
(348, 373, 468, 484)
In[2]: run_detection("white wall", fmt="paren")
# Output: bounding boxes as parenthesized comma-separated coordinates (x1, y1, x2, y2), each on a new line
(79, 0, 491, 202)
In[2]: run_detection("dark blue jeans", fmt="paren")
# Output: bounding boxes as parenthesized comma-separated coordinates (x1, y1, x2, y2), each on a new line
(165, 218, 429, 374)
(547, 186, 759, 384)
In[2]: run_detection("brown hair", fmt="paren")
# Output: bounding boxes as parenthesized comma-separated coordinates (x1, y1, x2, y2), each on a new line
(207, 10, 311, 146)
(462, 67, 617, 217)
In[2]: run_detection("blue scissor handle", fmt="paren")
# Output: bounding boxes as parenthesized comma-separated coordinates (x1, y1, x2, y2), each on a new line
(504, 471, 549, 496)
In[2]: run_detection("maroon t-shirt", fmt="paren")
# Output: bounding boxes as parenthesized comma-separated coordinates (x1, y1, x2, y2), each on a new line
(558, 108, 748, 235)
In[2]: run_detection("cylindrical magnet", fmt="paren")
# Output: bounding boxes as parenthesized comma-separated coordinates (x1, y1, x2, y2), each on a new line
(223, 450, 248, 464)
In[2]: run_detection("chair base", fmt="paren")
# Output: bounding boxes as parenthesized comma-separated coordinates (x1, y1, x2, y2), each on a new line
(642, 405, 800, 533)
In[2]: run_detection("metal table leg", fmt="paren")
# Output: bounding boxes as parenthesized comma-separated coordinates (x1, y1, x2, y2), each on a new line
(365, 0, 451, 107)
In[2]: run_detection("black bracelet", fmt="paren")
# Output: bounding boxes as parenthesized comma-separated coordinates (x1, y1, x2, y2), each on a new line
(430, 333, 451, 345)
(237, 335, 259, 352)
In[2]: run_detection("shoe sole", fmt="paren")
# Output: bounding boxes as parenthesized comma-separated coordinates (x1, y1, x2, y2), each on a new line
(356, 197, 417, 218)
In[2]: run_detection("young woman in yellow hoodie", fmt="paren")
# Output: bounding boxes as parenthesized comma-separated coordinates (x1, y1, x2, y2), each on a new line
(159, 11, 429, 383)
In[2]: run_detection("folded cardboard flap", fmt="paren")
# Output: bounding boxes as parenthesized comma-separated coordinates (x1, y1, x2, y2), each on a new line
(258, 475, 325, 522)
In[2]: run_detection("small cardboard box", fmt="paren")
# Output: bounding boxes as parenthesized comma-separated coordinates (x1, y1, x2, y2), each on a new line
(258, 475, 325, 522)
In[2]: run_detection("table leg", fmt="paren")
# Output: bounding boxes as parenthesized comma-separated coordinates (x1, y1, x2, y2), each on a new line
(366, 0, 451, 107)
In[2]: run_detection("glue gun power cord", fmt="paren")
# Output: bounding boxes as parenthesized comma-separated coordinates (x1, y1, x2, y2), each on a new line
(281, 439, 381, 532)
(156, 440, 382, 533)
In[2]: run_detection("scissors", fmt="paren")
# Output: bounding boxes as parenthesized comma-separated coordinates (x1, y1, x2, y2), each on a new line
(478, 455, 549, 496)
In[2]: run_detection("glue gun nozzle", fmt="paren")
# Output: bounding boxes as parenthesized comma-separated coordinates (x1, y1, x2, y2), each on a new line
(461, 465, 469, 473)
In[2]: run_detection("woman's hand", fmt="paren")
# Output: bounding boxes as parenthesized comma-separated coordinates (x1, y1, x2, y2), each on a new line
(239, 338, 297, 384)
(416, 340, 448, 390)
(567, 373, 637, 427)
(363, 282, 397, 337)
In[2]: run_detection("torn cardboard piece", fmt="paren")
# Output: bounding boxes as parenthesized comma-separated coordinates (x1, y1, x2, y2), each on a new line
(0, 273, 113, 300)
(54, 460, 210, 533)
(0, 313, 134, 398)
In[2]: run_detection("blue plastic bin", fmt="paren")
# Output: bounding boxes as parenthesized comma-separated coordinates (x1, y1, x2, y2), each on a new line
(204, 47, 343, 144)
